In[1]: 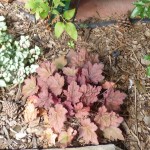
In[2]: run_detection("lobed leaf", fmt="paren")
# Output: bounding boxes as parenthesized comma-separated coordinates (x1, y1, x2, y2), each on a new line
(36, 88, 54, 109)
(36, 62, 56, 81)
(80, 84, 101, 105)
(64, 81, 82, 104)
(103, 126, 124, 141)
(104, 89, 127, 111)
(79, 118, 98, 144)
(74, 102, 90, 119)
(48, 104, 67, 133)
(94, 106, 123, 130)
(82, 61, 104, 84)
(48, 73, 64, 96)
(22, 76, 39, 98)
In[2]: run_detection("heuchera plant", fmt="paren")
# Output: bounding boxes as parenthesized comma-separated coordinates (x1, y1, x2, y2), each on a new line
(22, 49, 127, 148)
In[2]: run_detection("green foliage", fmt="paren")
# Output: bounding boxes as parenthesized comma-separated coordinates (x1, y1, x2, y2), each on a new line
(63, 9, 75, 20)
(0, 16, 41, 87)
(55, 22, 65, 38)
(25, 0, 78, 41)
(67, 40, 75, 48)
(131, 0, 150, 18)
(144, 55, 150, 76)
(25, 0, 50, 19)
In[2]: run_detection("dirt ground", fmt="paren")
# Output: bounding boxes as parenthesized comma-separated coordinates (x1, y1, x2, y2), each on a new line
(0, 1, 150, 150)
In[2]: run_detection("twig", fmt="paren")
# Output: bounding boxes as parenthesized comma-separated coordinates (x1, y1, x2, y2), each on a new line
(15, 83, 21, 101)
(128, 48, 145, 70)
(134, 85, 138, 138)
(123, 121, 142, 150)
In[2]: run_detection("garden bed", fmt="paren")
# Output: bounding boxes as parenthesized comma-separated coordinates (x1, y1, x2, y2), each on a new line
(0, 1, 150, 150)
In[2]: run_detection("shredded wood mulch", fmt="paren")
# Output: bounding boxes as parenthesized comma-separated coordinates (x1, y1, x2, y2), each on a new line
(0, 1, 150, 150)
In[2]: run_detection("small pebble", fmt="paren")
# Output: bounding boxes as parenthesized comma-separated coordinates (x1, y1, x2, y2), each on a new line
(145, 30, 150, 37)
(132, 40, 138, 45)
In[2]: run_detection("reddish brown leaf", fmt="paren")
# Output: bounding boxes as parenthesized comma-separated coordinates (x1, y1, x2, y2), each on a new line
(110, 112, 123, 127)
(63, 67, 78, 84)
(37, 77, 48, 89)
(104, 89, 127, 111)
(64, 81, 82, 104)
(48, 73, 64, 96)
(48, 104, 67, 133)
(82, 61, 104, 84)
(67, 49, 88, 67)
(103, 127, 124, 141)
(80, 84, 101, 105)
(94, 106, 111, 130)
(35, 88, 54, 109)
(22, 76, 39, 98)
(94, 106, 123, 130)
(79, 118, 98, 144)
(36, 62, 56, 81)
(74, 102, 90, 119)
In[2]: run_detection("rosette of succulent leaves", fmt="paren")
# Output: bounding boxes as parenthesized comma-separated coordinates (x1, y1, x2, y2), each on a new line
(22, 49, 127, 148)
(0, 16, 41, 87)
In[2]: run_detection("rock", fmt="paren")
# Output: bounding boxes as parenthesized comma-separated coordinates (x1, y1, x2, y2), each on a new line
(132, 41, 138, 45)
(143, 116, 150, 126)
(33, 145, 122, 150)
(145, 30, 150, 38)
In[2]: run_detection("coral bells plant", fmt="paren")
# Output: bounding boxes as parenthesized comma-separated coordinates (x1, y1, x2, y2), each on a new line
(22, 49, 127, 148)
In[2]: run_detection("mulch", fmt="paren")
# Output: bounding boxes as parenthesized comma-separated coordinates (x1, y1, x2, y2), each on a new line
(0, 1, 150, 150)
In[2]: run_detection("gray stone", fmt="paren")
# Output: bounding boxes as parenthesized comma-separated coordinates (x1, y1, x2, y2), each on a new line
(27, 144, 122, 150)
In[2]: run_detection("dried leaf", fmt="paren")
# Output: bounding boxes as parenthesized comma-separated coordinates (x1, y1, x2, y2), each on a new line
(82, 61, 104, 84)
(48, 73, 64, 96)
(36, 62, 56, 81)
(22, 76, 39, 98)
(48, 104, 67, 133)
(80, 84, 101, 105)
(94, 106, 123, 130)
(53, 56, 67, 69)
(104, 89, 127, 111)
(103, 127, 124, 141)
(74, 102, 90, 119)
(40, 128, 57, 146)
(58, 127, 77, 148)
(24, 102, 38, 123)
(64, 81, 82, 104)
(79, 118, 98, 144)
(15, 131, 27, 140)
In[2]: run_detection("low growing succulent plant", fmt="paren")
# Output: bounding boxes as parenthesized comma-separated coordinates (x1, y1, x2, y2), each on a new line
(22, 49, 127, 148)
(0, 16, 41, 87)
